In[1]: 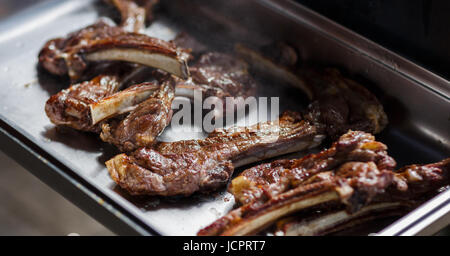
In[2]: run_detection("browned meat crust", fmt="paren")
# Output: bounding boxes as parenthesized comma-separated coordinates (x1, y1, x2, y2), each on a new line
(197, 131, 449, 236)
(100, 78, 175, 151)
(105, 111, 326, 196)
(190, 52, 257, 99)
(274, 201, 413, 236)
(38, 21, 189, 80)
(45, 75, 121, 132)
(230, 130, 395, 206)
(133, 0, 160, 24)
(174, 52, 257, 105)
(104, 0, 146, 33)
(273, 157, 450, 236)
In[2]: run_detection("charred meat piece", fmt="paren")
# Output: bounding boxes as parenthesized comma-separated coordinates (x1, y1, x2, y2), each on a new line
(235, 43, 313, 100)
(235, 44, 388, 138)
(52, 51, 258, 134)
(133, 0, 160, 24)
(389, 158, 450, 201)
(100, 78, 175, 151)
(38, 21, 190, 80)
(45, 75, 121, 132)
(105, 111, 326, 196)
(273, 158, 450, 236)
(197, 131, 449, 236)
(91, 53, 258, 125)
(230, 130, 396, 206)
(273, 201, 413, 236)
(89, 81, 160, 126)
(172, 32, 208, 57)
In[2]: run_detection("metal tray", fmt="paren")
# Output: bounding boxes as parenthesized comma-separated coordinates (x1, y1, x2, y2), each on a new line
(0, 0, 448, 235)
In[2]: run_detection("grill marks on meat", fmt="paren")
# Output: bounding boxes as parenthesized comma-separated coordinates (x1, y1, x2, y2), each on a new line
(105, 111, 326, 196)
(235, 43, 313, 99)
(235, 44, 388, 138)
(45, 77, 159, 133)
(38, 21, 189, 80)
(45, 75, 121, 132)
(230, 131, 395, 206)
(197, 131, 450, 236)
(175, 52, 257, 101)
(104, 0, 146, 33)
(100, 78, 175, 151)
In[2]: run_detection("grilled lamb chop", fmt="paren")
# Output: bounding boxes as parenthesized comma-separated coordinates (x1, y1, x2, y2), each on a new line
(100, 78, 175, 151)
(235, 43, 313, 100)
(38, 21, 190, 80)
(105, 111, 326, 196)
(44, 61, 160, 133)
(229, 130, 396, 207)
(88, 52, 257, 124)
(273, 201, 413, 236)
(302, 68, 387, 138)
(236, 44, 387, 138)
(104, 61, 388, 196)
(197, 131, 450, 236)
(171, 32, 208, 58)
(45, 75, 122, 132)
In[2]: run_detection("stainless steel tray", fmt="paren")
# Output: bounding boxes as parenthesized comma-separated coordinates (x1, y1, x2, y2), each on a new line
(0, 0, 448, 236)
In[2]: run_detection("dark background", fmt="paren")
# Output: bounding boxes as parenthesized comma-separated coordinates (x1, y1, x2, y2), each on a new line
(295, 0, 450, 80)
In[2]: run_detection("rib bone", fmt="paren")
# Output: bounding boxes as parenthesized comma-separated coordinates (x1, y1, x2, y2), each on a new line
(38, 21, 190, 80)
(90, 82, 160, 125)
(197, 131, 449, 236)
(85, 48, 189, 80)
(106, 111, 326, 196)
(275, 202, 411, 236)
(105, 0, 146, 33)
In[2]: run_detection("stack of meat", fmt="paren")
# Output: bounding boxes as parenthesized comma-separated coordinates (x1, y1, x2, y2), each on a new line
(38, 0, 449, 236)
